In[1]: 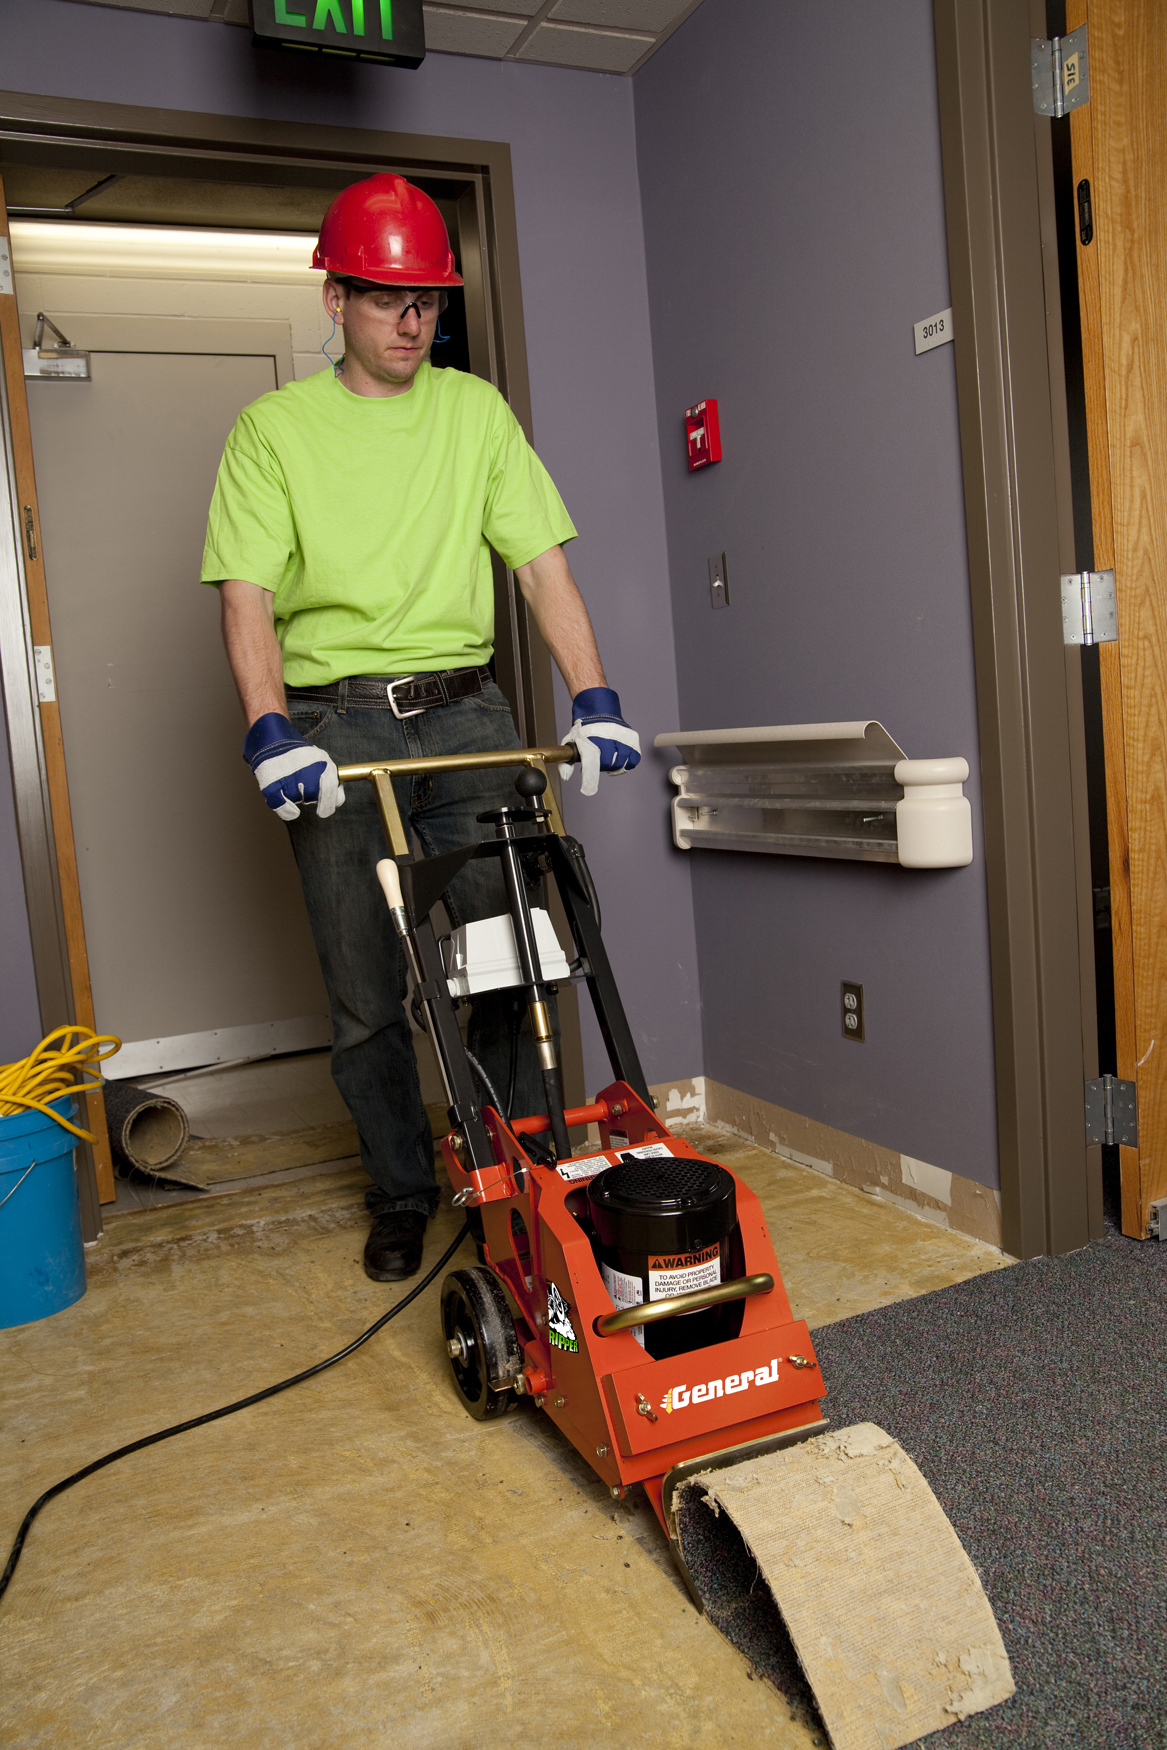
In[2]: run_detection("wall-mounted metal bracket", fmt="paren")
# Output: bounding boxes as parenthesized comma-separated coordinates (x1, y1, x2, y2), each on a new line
(22, 311, 91, 381)
(7, 172, 122, 219)
(655, 724, 975, 867)
(1032, 25, 1089, 117)
(1084, 1074, 1137, 1148)
(1062, 570, 1117, 645)
(655, 723, 906, 863)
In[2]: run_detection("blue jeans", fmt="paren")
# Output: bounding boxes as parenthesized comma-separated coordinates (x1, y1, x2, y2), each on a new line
(285, 677, 552, 1218)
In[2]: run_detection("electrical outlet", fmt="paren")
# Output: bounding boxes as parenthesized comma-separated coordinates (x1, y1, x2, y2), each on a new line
(841, 981, 864, 1042)
(708, 552, 729, 610)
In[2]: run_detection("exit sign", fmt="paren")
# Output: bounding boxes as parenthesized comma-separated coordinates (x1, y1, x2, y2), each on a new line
(249, 0, 425, 66)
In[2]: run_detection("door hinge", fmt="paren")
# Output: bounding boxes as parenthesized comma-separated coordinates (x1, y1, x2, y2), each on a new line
(33, 645, 56, 704)
(1084, 1075, 1137, 1148)
(1032, 25, 1090, 117)
(1062, 570, 1117, 645)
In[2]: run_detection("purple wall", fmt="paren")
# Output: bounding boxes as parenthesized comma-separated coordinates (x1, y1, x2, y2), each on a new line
(2, 0, 704, 1093)
(0, 708, 42, 1062)
(633, 0, 1001, 1186)
(2, 1, 1003, 1181)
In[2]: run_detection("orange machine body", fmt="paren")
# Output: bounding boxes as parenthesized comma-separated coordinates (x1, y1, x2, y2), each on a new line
(440, 1081, 825, 1534)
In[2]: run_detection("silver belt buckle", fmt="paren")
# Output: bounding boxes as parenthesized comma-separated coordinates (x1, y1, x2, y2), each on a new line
(387, 675, 427, 720)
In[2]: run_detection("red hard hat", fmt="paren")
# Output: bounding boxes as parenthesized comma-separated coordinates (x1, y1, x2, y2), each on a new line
(312, 174, 463, 288)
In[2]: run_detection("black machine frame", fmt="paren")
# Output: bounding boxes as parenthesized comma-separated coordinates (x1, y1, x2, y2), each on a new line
(339, 745, 649, 1173)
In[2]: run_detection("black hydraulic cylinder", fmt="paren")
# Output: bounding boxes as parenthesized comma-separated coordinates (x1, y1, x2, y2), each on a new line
(498, 831, 572, 1158)
(541, 1068, 572, 1161)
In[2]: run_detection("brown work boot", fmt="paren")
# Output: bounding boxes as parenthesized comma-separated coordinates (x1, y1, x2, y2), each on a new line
(364, 1210, 427, 1282)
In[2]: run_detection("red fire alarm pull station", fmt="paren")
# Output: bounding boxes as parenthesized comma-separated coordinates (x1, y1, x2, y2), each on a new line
(685, 399, 722, 471)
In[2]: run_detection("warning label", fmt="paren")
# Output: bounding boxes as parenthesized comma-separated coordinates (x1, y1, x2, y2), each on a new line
(556, 1154, 610, 1181)
(601, 1261, 645, 1348)
(649, 1242, 721, 1301)
(556, 1141, 676, 1182)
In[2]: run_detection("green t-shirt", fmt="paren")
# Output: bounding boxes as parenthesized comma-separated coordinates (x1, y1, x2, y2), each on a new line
(201, 362, 577, 687)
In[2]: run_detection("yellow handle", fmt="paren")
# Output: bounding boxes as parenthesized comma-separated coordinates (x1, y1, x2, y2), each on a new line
(337, 746, 576, 854)
(594, 1272, 775, 1337)
(336, 745, 576, 782)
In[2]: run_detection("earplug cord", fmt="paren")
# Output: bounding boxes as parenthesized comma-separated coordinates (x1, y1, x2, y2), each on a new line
(0, 1220, 471, 1604)
(322, 306, 343, 376)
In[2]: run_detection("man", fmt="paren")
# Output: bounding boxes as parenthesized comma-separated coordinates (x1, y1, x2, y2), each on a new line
(202, 174, 639, 1283)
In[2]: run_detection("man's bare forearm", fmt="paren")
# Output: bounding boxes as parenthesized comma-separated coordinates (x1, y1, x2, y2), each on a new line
(514, 546, 607, 697)
(220, 579, 287, 726)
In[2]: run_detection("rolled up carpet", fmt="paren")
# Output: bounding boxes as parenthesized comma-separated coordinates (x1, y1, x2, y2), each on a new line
(101, 1080, 204, 1188)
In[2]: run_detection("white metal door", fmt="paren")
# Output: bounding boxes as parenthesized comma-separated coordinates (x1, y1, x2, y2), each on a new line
(27, 345, 330, 1075)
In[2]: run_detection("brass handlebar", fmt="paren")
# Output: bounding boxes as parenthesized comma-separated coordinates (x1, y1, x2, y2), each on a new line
(337, 745, 576, 854)
(594, 1272, 775, 1337)
(336, 745, 576, 783)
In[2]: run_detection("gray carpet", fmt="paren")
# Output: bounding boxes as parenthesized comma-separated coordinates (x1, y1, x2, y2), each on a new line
(808, 1220, 1166, 1747)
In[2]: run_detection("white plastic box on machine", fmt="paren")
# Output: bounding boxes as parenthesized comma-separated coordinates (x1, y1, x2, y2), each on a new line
(446, 909, 572, 998)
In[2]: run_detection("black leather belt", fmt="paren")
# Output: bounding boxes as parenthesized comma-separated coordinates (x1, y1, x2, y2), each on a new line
(286, 666, 491, 719)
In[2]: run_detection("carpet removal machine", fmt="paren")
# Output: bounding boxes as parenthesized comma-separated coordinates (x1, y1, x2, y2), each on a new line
(344, 745, 825, 1549)
(340, 745, 1014, 1748)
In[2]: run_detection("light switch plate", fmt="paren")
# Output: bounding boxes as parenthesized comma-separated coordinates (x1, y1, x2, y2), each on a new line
(709, 551, 729, 610)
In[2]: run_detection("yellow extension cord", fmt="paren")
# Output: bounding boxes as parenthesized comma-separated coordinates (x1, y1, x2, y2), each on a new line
(0, 1026, 123, 1142)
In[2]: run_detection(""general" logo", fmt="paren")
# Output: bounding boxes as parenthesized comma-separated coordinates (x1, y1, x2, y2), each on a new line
(659, 1359, 781, 1414)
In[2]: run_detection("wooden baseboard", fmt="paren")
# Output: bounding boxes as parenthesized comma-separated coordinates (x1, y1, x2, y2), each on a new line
(648, 1074, 1004, 1250)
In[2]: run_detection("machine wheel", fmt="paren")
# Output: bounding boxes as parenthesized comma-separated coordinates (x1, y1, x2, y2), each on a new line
(441, 1267, 522, 1420)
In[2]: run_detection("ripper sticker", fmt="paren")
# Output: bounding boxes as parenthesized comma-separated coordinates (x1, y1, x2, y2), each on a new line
(547, 1282, 579, 1353)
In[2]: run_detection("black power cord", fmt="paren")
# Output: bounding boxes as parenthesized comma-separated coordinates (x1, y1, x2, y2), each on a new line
(0, 1219, 471, 1605)
(505, 998, 523, 1121)
(465, 1048, 507, 1120)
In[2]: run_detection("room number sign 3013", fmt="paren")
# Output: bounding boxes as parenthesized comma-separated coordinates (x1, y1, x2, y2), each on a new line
(914, 307, 954, 356)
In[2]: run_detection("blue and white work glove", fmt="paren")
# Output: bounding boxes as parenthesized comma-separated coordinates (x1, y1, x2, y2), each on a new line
(561, 687, 641, 798)
(243, 713, 345, 822)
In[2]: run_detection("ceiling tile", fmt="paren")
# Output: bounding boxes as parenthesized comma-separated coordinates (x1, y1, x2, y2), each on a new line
(61, 0, 707, 73)
(547, 0, 689, 30)
(421, 6, 529, 56)
(430, 0, 542, 12)
(70, 0, 217, 16)
(516, 20, 653, 72)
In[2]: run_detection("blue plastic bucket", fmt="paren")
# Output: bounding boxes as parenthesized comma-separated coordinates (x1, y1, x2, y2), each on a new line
(0, 1095, 86, 1330)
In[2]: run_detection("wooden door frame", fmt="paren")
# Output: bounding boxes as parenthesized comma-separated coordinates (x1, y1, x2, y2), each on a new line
(0, 93, 583, 1235)
(1064, 0, 1167, 1238)
(0, 168, 115, 1235)
(932, 0, 1103, 1257)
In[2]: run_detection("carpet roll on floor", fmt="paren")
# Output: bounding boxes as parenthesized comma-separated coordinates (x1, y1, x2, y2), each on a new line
(675, 1423, 1014, 1749)
(102, 1080, 202, 1187)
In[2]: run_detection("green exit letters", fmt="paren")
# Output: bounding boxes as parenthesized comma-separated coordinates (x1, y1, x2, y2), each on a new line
(249, 0, 425, 67)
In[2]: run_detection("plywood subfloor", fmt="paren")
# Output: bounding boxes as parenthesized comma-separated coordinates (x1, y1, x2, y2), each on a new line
(1, 1123, 1011, 1749)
